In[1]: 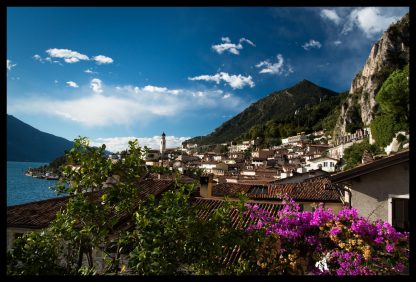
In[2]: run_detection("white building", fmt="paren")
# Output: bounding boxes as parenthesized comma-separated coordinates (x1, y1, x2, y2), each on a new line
(305, 156, 338, 173)
(199, 162, 218, 173)
(229, 143, 250, 153)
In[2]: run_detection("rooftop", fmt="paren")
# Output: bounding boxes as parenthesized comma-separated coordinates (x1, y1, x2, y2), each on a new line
(7, 176, 176, 229)
(330, 150, 409, 182)
(212, 177, 340, 202)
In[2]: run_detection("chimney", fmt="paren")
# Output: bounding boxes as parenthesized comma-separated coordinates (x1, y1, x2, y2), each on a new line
(199, 174, 213, 198)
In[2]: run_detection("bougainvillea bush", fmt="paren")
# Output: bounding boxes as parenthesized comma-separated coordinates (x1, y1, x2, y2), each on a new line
(244, 195, 409, 275)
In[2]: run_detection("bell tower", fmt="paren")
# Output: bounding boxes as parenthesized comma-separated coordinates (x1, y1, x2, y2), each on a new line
(160, 132, 166, 156)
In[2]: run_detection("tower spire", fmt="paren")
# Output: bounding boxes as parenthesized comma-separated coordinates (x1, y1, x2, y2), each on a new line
(160, 132, 166, 155)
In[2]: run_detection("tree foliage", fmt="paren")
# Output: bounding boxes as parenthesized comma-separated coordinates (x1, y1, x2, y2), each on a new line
(7, 135, 408, 275)
(7, 137, 149, 275)
(371, 65, 409, 147)
(342, 139, 381, 170)
(370, 114, 406, 148)
(375, 64, 409, 120)
(7, 230, 64, 275)
(7, 136, 254, 275)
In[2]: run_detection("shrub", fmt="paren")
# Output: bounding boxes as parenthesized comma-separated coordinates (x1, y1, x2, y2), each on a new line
(244, 196, 409, 275)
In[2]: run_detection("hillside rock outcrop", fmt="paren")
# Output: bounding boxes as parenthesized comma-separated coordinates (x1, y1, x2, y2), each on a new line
(334, 13, 409, 136)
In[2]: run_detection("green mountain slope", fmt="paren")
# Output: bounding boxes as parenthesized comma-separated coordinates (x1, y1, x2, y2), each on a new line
(7, 115, 74, 162)
(185, 80, 344, 146)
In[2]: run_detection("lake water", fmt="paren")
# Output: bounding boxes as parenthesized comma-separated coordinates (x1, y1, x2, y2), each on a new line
(7, 161, 64, 206)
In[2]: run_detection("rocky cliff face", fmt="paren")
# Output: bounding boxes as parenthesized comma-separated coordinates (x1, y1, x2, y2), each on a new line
(334, 13, 409, 136)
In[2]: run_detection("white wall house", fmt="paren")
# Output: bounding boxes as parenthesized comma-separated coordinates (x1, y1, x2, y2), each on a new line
(229, 144, 250, 153)
(213, 155, 223, 162)
(305, 156, 338, 172)
(199, 162, 218, 173)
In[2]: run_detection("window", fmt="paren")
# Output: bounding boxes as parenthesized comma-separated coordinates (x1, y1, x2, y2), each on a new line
(323, 162, 328, 167)
(392, 198, 409, 231)
(330, 162, 335, 167)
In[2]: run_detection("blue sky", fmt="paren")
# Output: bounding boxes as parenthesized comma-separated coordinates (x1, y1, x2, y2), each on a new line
(7, 7, 408, 152)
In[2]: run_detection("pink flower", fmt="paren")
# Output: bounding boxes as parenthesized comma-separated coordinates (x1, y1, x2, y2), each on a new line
(329, 227, 342, 236)
(385, 242, 395, 253)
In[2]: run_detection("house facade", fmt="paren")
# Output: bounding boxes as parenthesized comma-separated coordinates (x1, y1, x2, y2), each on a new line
(330, 150, 409, 230)
(305, 156, 338, 173)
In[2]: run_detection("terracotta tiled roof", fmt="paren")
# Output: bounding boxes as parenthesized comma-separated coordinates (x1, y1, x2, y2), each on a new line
(136, 179, 175, 198)
(7, 178, 176, 229)
(7, 196, 70, 229)
(213, 183, 253, 196)
(251, 177, 339, 202)
(212, 177, 340, 202)
(191, 197, 283, 266)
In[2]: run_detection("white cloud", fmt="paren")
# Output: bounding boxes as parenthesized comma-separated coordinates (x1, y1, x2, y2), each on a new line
(212, 42, 242, 55)
(9, 81, 248, 127)
(302, 39, 322, 50)
(222, 93, 231, 99)
(221, 36, 231, 43)
(255, 54, 293, 76)
(342, 7, 404, 38)
(239, 37, 256, 47)
(90, 135, 190, 152)
(142, 85, 180, 95)
(212, 37, 255, 55)
(54, 80, 59, 84)
(90, 78, 103, 93)
(46, 48, 89, 63)
(286, 65, 294, 76)
(37, 49, 114, 66)
(66, 81, 79, 88)
(7, 59, 17, 71)
(93, 55, 114, 65)
(84, 69, 98, 74)
(33, 54, 62, 65)
(220, 73, 255, 89)
(188, 72, 254, 89)
(189, 73, 221, 84)
(320, 9, 342, 25)
(33, 54, 43, 61)
(142, 85, 168, 92)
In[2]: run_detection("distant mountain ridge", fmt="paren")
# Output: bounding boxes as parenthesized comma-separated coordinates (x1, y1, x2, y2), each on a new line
(186, 79, 340, 146)
(7, 115, 74, 162)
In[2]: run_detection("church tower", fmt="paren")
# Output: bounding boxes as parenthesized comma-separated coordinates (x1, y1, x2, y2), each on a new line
(160, 132, 166, 156)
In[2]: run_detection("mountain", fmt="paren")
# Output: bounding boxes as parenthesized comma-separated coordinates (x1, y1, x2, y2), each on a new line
(185, 79, 340, 146)
(333, 12, 409, 137)
(7, 115, 74, 162)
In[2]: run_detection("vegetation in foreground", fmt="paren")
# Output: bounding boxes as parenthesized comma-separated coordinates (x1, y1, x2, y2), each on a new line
(7, 137, 409, 275)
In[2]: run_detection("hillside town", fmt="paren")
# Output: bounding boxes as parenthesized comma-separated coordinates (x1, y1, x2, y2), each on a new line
(7, 8, 409, 276)
(103, 128, 408, 225)
(8, 129, 409, 274)
(107, 128, 403, 185)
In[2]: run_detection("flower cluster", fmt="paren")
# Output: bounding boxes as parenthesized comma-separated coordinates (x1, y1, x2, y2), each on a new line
(244, 195, 409, 275)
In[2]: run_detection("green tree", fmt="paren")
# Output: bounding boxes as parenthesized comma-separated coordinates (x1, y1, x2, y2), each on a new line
(370, 114, 404, 148)
(8, 137, 149, 275)
(342, 138, 381, 170)
(371, 65, 409, 147)
(376, 64, 409, 121)
(7, 230, 64, 275)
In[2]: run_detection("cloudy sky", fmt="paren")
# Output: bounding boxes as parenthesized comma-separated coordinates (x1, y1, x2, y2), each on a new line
(7, 7, 408, 152)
